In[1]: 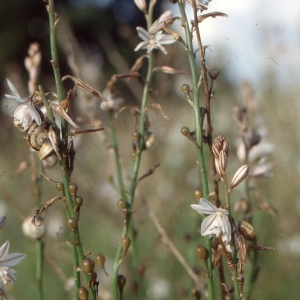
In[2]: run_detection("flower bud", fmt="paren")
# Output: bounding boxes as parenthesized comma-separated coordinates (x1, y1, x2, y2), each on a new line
(134, 0, 146, 12)
(117, 199, 127, 210)
(230, 165, 249, 189)
(56, 182, 64, 192)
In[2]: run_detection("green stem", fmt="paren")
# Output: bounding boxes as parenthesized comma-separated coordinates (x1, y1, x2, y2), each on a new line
(177, 1, 214, 298)
(111, 2, 155, 298)
(108, 113, 127, 200)
(36, 239, 44, 300)
(47, 0, 67, 138)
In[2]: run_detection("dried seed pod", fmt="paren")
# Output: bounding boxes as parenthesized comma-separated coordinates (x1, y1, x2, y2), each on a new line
(208, 69, 220, 80)
(191, 288, 201, 300)
(118, 274, 126, 291)
(96, 253, 105, 268)
(78, 287, 88, 300)
(195, 245, 207, 261)
(82, 258, 95, 274)
(121, 236, 131, 252)
(68, 218, 78, 231)
(238, 220, 256, 241)
(145, 132, 155, 149)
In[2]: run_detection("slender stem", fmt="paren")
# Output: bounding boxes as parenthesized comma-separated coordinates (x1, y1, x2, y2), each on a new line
(177, 1, 214, 299)
(32, 156, 44, 300)
(108, 113, 127, 200)
(47, 2, 96, 298)
(111, 2, 155, 298)
(47, 0, 67, 138)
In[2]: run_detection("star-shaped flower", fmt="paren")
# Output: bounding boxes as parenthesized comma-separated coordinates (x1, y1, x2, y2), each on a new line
(0, 240, 26, 287)
(5, 79, 41, 130)
(191, 198, 231, 239)
(134, 27, 176, 55)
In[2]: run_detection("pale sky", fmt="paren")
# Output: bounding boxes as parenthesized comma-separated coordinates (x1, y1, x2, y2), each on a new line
(164, 0, 300, 89)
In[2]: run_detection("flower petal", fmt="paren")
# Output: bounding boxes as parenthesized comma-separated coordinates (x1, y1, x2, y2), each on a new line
(0, 253, 26, 267)
(136, 27, 151, 41)
(6, 79, 21, 100)
(0, 242, 9, 260)
(201, 213, 219, 236)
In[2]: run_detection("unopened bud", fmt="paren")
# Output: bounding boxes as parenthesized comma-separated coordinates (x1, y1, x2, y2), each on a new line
(230, 165, 249, 189)
(134, 0, 147, 12)
(181, 126, 190, 137)
(82, 258, 95, 274)
(78, 287, 88, 300)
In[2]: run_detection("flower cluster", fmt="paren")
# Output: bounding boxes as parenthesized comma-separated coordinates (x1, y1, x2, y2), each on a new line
(191, 198, 231, 244)
(0, 217, 26, 298)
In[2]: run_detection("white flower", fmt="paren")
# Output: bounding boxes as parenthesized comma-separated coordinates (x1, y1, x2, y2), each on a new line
(191, 198, 231, 239)
(134, 27, 176, 55)
(5, 79, 41, 130)
(0, 241, 26, 287)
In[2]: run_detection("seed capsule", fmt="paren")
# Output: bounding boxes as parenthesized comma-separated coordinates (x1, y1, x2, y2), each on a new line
(68, 183, 78, 195)
(195, 245, 207, 260)
(181, 84, 190, 94)
(193, 188, 203, 201)
(181, 126, 190, 137)
(82, 258, 95, 274)
(78, 287, 88, 300)
(56, 182, 64, 192)
(118, 274, 126, 291)
(121, 236, 131, 252)
(238, 220, 256, 241)
(117, 199, 127, 210)
(96, 253, 105, 268)
(68, 218, 78, 231)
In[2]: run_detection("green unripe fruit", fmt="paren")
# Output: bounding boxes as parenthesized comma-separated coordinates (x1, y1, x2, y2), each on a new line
(181, 126, 190, 137)
(68, 183, 78, 195)
(56, 182, 64, 192)
(117, 199, 127, 210)
(181, 84, 190, 94)
(193, 188, 203, 201)
(68, 218, 78, 231)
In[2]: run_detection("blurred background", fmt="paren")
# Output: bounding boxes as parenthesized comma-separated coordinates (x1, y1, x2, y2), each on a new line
(0, 0, 299, 299)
